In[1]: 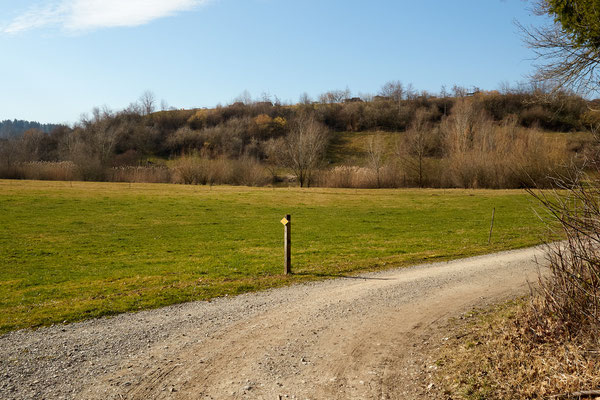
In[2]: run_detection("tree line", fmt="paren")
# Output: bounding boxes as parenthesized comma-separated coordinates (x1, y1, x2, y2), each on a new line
(0, 119, 63, 139)
(0, 83, 597, 187)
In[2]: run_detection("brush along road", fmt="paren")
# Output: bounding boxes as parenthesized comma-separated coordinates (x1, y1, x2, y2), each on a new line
(0, 246, 545, 399)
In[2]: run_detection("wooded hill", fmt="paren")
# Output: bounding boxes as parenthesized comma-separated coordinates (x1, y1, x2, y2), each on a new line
(1, 87, 599, 189)
(0, 119, 62, 139)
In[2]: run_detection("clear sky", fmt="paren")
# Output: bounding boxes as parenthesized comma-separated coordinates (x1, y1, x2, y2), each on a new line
(0, 0, 548, 125)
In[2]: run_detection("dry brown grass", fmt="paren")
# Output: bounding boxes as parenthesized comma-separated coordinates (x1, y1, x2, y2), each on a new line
(317, 165, 402, 188)
(438, 171, 600, 399)
(436, 300, 600, 400)
(171, 154, 270, 186)
(6, 161, 78, 181)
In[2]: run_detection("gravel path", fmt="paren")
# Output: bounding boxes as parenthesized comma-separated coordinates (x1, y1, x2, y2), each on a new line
(0, 246, 545, 400)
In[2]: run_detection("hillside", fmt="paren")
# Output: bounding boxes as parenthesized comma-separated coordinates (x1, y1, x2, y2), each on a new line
(1, 89, 598, 189)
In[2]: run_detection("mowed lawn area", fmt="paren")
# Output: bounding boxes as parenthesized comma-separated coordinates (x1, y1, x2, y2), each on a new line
(0, 180, 550, 333)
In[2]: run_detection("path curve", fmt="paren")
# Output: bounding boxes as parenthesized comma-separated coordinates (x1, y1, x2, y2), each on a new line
(0, 246, 546, 400)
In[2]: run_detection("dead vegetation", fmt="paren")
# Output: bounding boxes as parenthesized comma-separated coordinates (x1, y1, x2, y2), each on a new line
(437, 169, 600, 399)
(0, 87, 594, 189)
(436, 300, 600, 399)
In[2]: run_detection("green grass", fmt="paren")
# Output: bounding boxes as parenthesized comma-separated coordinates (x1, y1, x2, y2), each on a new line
(326, 131, 397, 165)
(0, 180, 550, 333)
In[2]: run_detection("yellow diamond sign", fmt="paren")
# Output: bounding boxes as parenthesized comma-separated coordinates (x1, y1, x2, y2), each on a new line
(280, 217, 289, 225)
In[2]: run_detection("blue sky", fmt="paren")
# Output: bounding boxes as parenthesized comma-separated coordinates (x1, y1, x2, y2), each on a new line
(0, 0, 547, 124)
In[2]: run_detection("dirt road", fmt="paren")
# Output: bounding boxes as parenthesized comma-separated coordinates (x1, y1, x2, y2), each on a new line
(0, 246, 545, 400)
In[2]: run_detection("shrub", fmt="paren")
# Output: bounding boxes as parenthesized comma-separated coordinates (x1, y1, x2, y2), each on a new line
(170, 154, 269, 186)
(319, 166, 373, 188)
(318, 164, 401, 188)
(528, 172, 600, 340)
(171, 155, 226, 185)
(229, 156, 271, 186)
(439, 170, 600, 399)
(441, 101, 569, 188)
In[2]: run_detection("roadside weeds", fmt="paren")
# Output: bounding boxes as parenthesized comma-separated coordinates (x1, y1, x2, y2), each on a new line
(435, 299, 600, 400)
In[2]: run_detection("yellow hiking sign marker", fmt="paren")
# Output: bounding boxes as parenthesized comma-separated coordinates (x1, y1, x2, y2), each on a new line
(280, 217, 289, 225)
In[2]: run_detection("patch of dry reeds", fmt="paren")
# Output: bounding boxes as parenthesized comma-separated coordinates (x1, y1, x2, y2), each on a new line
(318, 165, 401, 188)
(3, 161, 79, 181)
(171, 154, 270, 186)
(110, 166, 171, 183)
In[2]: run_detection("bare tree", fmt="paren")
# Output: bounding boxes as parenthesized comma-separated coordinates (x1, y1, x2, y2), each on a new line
(139, 90, 156, 115)
(299, 92, 312, 105)
(396, 108, 434, 187)
(451, 84, 468, 98)
(160, 99, 169, 111)
(440, 85, 450, 116)
(88, 106, 120, 165)
(405, 83, 417, 100)
(125, 101, 143, 115)
(319, 88, 351, 104)
(379, 81, 404, 102)
(358, 92, 374, 102)
(21, 128, 45, 161)
(366, 135, 386, 188)
(518, 1, 600, 94)
(234, 90, 253, 105)
(266, 116, 329, 187)
(0, 138, 22, 169)
(441, 98, 483, 155)
(68, 107, 121, 179)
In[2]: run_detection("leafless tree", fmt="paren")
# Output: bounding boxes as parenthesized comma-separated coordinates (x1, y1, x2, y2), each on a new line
(0, 139, 22, 169)
(125, 101, 143, 115)
(518, 1, 600, 94)
(21, 129, 45, 161)
(234, 90, 253, 105)
(396, 108, 434, 187)
(319, 88, 351, 104)
(405, 83, 417, 100)
(70, 107, 120, 175)
(441, 99, 484, 155)
(379, 81, 404, 102)
(440, 85, 450, 116)
(260, 92, 272, 103)
(451, 84, 468, 98)
(160, 99, 169, 111)
(366, 135, 386, 188)
(299, 92, 312, 105)
(266, 115, 329, 187)
(358, 92, 374, 102)
(139, 90, 156, 115)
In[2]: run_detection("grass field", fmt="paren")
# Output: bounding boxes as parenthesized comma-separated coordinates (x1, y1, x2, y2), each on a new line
(0, 180, 551, 333)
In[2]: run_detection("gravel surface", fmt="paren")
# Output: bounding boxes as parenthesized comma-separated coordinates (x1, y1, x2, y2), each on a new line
(0, 246, 545, 400)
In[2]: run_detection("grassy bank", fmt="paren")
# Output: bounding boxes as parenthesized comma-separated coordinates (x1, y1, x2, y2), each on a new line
(0, 180, 549, 333)
(436, 300, 600, 399)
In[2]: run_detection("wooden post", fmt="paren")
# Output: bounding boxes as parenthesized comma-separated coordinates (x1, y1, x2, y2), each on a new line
(283, 214, 291, 274)
(488, 208, 495, 245)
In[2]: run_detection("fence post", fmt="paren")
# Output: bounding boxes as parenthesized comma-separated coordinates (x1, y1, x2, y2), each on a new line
(281, 215, 291, 274)
(488, 208, 495, 245)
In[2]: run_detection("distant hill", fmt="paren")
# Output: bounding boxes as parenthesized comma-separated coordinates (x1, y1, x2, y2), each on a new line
(0, 119, 62, 139)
